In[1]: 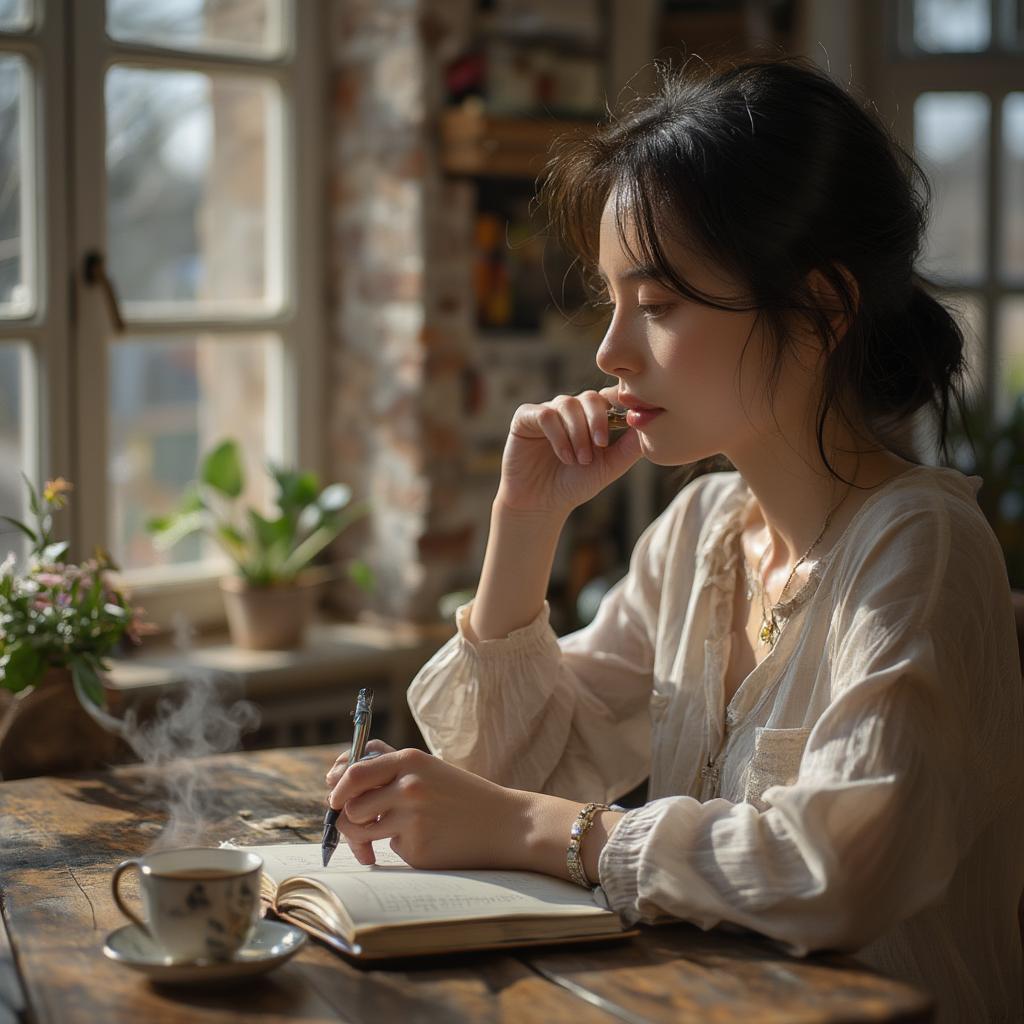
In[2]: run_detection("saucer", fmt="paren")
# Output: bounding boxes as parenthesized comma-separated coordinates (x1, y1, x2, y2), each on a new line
(103, 919, 307, 985)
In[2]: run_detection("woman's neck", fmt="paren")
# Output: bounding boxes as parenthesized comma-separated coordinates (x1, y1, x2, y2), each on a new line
(727, 418, 914, 569)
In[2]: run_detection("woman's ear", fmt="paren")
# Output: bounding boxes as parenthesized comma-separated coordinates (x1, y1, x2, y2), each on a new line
(806, 264, 860, 346)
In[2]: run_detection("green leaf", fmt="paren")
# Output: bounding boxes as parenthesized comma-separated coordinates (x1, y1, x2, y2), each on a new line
(291, 471, 319, 508)
(270, 465, 320, 519)
(71, 659, 106, 710)
(0, 640, 43, 693)
(0, 515, 37, 546)
(144, 514, 173, 533)
(149, 510, 207, 550)
(216, 523, 247, 551)
(179, 488, 206, 513)
(201, 440, 244, 498)
(21, 472, 39, 518)
(247, 509, 291, 551)
(347, 559, 375, 593)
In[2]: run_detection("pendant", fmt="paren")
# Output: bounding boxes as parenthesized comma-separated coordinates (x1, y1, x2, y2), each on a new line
(758, 612, 780, 647)
(700, 759, 721, 795)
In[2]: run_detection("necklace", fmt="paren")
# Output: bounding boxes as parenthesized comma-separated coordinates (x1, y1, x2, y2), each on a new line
(742, 492, 847, 648)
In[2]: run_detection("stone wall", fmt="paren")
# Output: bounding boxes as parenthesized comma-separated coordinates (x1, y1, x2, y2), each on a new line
(326, 0, 478, 623)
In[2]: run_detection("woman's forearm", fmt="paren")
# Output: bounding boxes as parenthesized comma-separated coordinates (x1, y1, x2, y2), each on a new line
(468, 497, 568, 641)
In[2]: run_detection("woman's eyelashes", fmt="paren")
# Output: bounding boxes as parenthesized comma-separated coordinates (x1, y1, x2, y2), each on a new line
(638, 303, 672, 321)
(593, 298, 675, 321)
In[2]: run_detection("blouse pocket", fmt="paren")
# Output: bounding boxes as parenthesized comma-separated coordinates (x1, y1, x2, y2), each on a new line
(743, 726, 812, 812)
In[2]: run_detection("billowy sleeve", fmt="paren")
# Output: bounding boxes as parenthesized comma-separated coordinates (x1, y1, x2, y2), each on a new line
(407, 491, 691, 802)
(598, 487, 1022, 955)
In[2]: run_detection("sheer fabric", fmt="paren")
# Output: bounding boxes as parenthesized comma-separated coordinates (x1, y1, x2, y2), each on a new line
(408, 466, 1024, 1023)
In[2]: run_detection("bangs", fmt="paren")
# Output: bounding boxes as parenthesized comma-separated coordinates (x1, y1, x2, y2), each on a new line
(540, 118, 752, 313)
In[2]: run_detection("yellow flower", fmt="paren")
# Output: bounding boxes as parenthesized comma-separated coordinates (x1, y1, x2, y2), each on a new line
(43, 477, 73, 508)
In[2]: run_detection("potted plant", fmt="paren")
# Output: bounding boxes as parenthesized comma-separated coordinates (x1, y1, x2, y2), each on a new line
(0, 477, 149, 779)
(146, 439, 372, 650)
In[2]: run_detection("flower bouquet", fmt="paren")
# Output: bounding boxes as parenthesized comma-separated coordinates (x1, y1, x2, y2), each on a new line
(0, 477, 151, 778)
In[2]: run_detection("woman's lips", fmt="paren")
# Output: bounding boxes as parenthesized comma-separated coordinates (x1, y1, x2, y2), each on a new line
(616, 395, 664, 429)
(626, 407, 663, 429)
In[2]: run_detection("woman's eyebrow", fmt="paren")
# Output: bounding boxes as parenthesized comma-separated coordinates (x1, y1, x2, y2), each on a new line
(596, 264, 665, 286)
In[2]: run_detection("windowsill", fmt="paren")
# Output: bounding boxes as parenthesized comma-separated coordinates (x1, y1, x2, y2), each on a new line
(106, 617, 455, 749)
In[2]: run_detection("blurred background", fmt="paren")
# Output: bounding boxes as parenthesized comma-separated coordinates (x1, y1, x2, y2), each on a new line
(0, 0, 1021, 654)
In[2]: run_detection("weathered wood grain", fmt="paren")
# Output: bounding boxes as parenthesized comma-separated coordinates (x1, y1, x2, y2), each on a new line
(0, 746, 933, 1023)
(0, 746, 616, 1023)
(524, 924, 932, 1024)
(0, 906, 26, 1024)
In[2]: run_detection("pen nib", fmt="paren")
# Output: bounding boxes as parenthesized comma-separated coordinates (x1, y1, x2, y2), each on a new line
(321, 824, 338, 867)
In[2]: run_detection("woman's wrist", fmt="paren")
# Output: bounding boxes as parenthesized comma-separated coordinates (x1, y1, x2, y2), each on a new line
(516, 791, 625, 884)
(469, 501, 567, 642)
(581, 809, 625, 884)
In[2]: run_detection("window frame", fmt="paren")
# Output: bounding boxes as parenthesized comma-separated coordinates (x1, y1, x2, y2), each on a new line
(68, 0, 326, 630)
(0, 4, 72, 549)
(865, 0, 1024, 409)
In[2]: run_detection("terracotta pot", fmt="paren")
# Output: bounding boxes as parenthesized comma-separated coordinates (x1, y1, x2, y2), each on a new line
(219, 571, 325, 650)
(0, 667, 128, 781)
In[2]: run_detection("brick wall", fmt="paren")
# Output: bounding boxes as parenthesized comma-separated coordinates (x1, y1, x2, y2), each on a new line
(326, 0, 479, 623)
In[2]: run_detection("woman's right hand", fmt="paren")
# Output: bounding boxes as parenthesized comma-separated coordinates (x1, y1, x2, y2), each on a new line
(325, 738, 396, 790)
(497, 385, 644, 517)
(326, 739, 397, 863)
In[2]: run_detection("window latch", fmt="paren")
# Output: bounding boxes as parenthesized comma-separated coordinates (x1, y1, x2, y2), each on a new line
(82, 250, 125, 333)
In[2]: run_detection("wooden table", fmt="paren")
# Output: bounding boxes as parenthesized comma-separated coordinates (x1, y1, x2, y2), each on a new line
(0, 746, 933, 1023)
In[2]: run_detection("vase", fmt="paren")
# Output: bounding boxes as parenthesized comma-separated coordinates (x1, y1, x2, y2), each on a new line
(219, 570, 325, 651)
(0, 667, 128, 781)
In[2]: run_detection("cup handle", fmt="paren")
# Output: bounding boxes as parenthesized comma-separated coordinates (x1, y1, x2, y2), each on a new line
(111, 860, 151, 937)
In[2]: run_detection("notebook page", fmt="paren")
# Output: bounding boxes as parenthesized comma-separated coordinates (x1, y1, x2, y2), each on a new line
(241, 841, 612, 928)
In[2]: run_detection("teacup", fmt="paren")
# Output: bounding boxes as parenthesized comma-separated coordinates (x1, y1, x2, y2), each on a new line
(111, 847, 262, 963)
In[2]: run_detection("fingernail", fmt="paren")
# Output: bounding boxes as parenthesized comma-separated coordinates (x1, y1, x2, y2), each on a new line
(595, 432, 607, 447)
(579, 450, 592, 465)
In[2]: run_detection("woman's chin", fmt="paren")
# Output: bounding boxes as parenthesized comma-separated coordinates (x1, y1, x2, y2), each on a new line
(637, 435, 717, 468)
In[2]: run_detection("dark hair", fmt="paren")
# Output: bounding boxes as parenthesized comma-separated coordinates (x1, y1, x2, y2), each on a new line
(540, 56, 969, 477)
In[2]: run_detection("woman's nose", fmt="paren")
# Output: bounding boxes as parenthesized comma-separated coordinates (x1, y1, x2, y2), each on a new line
(596, 316, 640, 378)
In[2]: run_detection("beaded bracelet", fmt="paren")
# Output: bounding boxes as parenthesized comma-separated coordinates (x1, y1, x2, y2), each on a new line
(566, 802, 612, 888)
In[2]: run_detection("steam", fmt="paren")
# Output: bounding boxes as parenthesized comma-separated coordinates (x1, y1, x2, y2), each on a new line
(76, 627, 260, 850)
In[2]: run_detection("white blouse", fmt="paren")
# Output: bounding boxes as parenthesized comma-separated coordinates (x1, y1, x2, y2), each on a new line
(407, 466, 1024, 1024)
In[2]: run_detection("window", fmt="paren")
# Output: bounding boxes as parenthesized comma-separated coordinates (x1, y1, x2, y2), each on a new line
(870, 0, 1024, 417)
(0, 1, 324, 628)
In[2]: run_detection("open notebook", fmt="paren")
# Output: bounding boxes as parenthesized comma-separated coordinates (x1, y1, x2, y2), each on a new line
(233, 840, 631, 959)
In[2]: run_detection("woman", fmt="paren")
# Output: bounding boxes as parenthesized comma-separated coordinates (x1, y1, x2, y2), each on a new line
(326, 57, 1023, 1022)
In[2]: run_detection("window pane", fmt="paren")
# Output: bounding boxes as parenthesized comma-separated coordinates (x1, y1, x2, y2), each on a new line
(0, 343, 30, 565)
(911, 0, 990, 52)
(106, 67, 280, 311)
(0, 0, 32, 33)
(914, 92, 989, 284)
(106, 0, 286, 58)
(0, 54, 31, 315)
(1001, 94, 1024, 282)
(109, 334, 280, 572)
(996, 299, 1024, 415)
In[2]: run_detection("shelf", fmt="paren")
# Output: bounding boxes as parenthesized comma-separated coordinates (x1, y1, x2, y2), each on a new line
(440, 107, 596, 179)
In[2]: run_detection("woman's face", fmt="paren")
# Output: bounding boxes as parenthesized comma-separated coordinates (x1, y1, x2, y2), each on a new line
(595, 193, 787, 466)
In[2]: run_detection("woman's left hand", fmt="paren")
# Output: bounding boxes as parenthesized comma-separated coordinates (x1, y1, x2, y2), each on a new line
(327, 748, 537, 869)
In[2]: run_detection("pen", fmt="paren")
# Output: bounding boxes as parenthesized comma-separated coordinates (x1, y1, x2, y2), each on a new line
(321, 687, 374, 867)
(607, 407, 629, 431)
